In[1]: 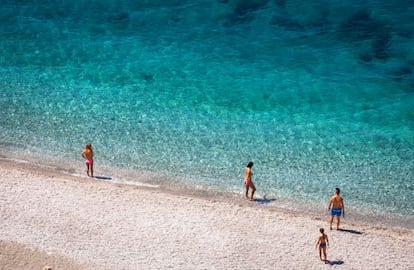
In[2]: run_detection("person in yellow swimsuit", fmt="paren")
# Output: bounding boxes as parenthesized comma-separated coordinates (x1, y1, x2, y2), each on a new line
(81, 143, 94, 177)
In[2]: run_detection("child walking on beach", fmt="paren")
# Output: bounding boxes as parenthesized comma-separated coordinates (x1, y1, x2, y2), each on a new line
(316, 228, 329, 262)
(81, 143, 94, 177)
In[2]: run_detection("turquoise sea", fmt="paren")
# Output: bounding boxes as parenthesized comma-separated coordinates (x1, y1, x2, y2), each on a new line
(1, 0, 413, 228)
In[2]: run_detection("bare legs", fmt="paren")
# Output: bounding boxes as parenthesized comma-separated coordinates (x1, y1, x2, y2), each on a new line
(245, 182, 256, 201)
(329, 216, 340, 230)
(329, 216, 333, 230)
(319, 246, 327, 262)
(86, 163, 94, 177)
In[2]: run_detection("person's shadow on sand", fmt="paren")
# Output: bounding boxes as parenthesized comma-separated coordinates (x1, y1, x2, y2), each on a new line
(94, 176, 112, 181)
(338, 228, 363, 235)
(254, 195, 276, 205)
(326, 260, 344, 265)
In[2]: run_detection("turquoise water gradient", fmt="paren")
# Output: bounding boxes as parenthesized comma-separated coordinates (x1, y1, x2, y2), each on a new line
(1, 1, 413, 225)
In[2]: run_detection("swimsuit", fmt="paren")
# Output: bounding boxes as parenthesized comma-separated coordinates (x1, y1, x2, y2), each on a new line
(85, 159, 93, 165)
(244, 178, 254, 187)
(331, 208, 342, 216)
(319, 243, 326, 249)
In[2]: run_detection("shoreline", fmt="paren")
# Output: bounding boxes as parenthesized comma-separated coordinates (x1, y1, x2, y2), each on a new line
(1, 158, 413, 269)
(1, 153, 412, 231)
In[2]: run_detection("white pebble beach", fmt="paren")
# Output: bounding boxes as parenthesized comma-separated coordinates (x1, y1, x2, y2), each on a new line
(1, 159, 413, 270)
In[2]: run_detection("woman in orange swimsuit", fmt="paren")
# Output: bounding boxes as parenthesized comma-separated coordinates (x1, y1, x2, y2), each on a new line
(244, 161, 256, 201)
(81, 143, 94, 177)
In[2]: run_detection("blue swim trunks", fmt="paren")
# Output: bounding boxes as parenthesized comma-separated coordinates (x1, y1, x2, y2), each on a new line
(331, 208, 342, 216)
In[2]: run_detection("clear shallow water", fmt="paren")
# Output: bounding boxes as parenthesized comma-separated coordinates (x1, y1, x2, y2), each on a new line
(1, 0, 413, 226)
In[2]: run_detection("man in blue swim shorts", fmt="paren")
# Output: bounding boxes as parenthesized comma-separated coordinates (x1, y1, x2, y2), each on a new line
(328, 188, 345, 230)
(331, 207, 342, 217)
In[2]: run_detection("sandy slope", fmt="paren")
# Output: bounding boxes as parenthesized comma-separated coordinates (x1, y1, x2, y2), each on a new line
(0, 160, 413, 270)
